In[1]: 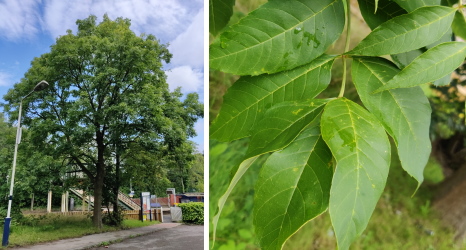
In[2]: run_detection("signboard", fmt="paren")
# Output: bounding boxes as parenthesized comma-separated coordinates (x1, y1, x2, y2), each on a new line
(140, 192, 151, 221)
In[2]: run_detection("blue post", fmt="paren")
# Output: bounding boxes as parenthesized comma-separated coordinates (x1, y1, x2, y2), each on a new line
(2, 217, 11, 246)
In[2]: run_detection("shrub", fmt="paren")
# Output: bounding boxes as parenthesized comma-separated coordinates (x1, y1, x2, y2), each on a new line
(178, 202, 204, 224)
(102, 206, 125, 226)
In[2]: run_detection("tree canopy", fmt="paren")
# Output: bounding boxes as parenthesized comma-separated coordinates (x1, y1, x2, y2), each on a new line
(3, 14, 203, 228)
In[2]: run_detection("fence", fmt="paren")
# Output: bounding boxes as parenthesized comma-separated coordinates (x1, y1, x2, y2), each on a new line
(23, 209, 164, 222)
(122, 209, 163, 222)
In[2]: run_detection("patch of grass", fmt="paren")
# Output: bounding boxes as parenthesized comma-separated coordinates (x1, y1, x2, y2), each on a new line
(122, 219, 159, 228)
(0, 214, 159, 248)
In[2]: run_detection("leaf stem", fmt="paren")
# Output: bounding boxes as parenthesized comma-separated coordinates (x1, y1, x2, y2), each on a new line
(339, 0, 351, 98)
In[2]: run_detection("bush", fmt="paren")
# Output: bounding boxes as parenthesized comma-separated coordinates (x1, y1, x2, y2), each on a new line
(0, 203, 25, 227)
(102, 206, 125, 226)
(178, 202, 204, 224)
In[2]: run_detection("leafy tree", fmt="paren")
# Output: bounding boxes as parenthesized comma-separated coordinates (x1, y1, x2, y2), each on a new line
(186, 153, 204, 193)
(0, 113, 64, 215)
(3, 15, 202, 228)
(210, 0, 466, 249)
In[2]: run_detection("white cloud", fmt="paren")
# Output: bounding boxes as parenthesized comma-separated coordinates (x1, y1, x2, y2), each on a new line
(0, 0, 41, 40)
(166, 66, 203, 93)
(168, 8, 204, 68)
(0, 0, 202, 42)
(0, 71, 12, 86)
(42, 0, 198, 42)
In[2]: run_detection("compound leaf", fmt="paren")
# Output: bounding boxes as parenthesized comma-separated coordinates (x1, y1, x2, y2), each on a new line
(352, 57, 431, 189)
(245, 99, 327, 159)
(209, 0, 236, 35)
(321, 98, 390, 250)
(210, 0, 344, 75)
(375, 42, 466, 92)
(210, 54, 335, 142)
(254, 125, 332, 250)
(347, 6, 456, 56)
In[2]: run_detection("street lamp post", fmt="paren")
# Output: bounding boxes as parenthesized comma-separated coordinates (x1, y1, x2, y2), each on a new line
(2, 80, 49, 246)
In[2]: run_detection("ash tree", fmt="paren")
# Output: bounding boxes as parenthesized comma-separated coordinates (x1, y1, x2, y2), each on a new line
(3, 15, 203, 228)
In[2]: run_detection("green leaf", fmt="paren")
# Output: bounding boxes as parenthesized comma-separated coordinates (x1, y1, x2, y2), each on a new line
(392, 0, 441, 12)
(441, 0, 457, 6)
(391, 49, 423, 69)
(209, 0, 236, 35)
(352, 57, 431, 189)
(254, 125, 332, 250)
(452, 11, 466, 40)
(346, 6, 456, 56)
(357, 0, 407, 29)
(426, 28, 453, 50)
(210, 54, 335, 142)
(375, 42, 466, 92)
(433, 73, 452, 86)
(321, 98, 390, 250)
(245, 99, 327, 159)
(209, 0, 344, 75)
(211, 156, 259, 248)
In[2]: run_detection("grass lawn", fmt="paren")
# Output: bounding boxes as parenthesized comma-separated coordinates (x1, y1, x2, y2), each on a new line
(0, 214, 159, 248)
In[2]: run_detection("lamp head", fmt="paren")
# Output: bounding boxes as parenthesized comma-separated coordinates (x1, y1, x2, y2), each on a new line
(33, 80, 49, 92)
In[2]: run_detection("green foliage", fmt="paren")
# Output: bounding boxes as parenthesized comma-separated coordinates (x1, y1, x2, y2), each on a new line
(254, 125, 332, 250)
(178, 202, 204, 224)
(210, 0, 466, 249)
(375, 42, 466, 92)
(102, 205, 125, 226)
(352, 57, 431, 188)
(210, 0, 345, 75)
(209, 0, 235, 35)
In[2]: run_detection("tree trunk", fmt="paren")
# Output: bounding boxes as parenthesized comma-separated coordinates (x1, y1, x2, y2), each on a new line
(93, 131, 106, 229)
(112, 151, 121, 224)
(433, 164, 466, 241)
(30, 193, 34, 211)
(93, 167, 104, 229)
(432, 135, 466, 242)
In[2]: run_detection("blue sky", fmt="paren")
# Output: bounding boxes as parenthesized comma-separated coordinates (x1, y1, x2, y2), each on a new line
(0, 0, 204, 151)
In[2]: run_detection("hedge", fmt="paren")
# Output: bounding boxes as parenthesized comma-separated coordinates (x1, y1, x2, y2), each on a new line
(178, 202, 204, 224)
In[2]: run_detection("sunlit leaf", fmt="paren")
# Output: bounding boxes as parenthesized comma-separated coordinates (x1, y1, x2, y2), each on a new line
(254, 125, 332, 250)
(210, 0, 344, 75)
(347, 6, 456, 56)
(321, 98, 390, 250)
(352, 57, 431, 189)
(209, 0, 236, 35)
(375, 42, 466, 92)
(245, 99, 327, 159)
(210, 54, 335, 142)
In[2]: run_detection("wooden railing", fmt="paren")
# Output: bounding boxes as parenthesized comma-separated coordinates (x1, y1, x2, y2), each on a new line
(118, 191, 140, 210)
(24, 209, 163, 222)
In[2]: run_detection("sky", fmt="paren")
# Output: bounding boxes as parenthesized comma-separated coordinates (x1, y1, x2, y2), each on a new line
(0, 0, 204, 151)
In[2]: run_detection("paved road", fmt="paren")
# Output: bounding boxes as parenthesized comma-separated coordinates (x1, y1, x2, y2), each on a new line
(16, 223, 204, 250)
(89, 224, 204, 250)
